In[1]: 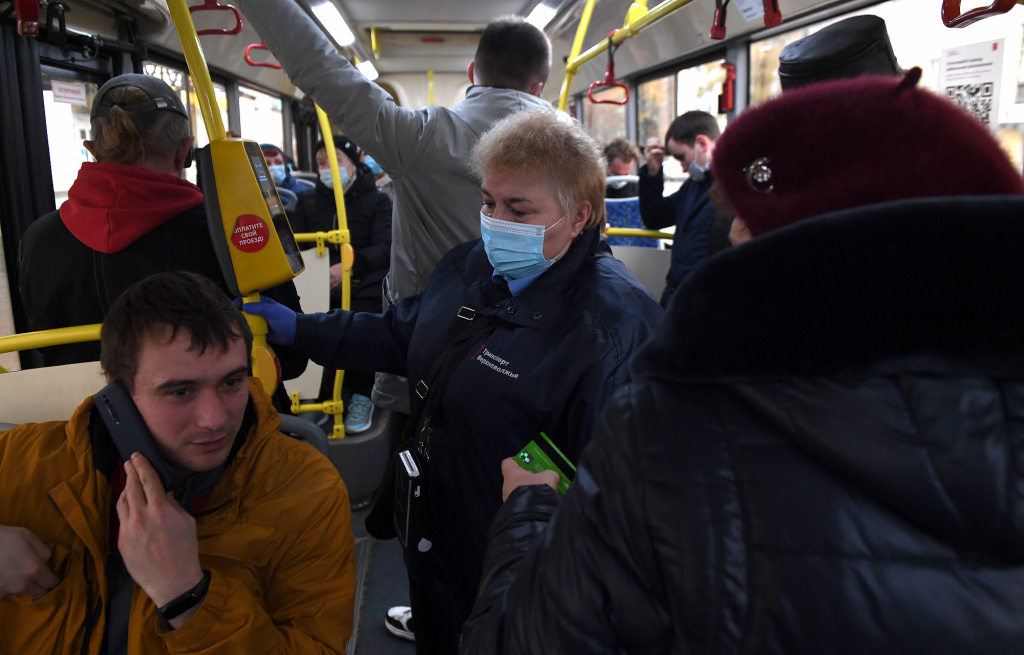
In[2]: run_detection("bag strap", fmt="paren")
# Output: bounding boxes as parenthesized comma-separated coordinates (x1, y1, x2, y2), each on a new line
(402, 305, 500, 454)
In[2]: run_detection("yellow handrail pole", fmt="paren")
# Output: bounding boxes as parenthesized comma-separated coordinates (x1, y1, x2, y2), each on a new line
(605, 227, 673, 240)
(165, 0, 283, 395)
(165, 0, 227, 141)
(0, 324, 102, 356)
(557, 0, 597, 111)
(558, 0, 696, 111)
(315, 105, 352, 438)
(371, 27, 380, 59)
(428, 69, 435, 106)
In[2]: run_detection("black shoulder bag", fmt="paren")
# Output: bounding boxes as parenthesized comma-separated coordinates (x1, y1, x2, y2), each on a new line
(365, 306, 500, 542)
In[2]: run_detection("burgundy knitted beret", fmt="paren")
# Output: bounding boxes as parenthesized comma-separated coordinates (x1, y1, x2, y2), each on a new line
(712, 68, 1024, 236)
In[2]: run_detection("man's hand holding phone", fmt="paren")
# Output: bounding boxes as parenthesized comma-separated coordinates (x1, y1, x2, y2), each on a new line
(0, 525, 59, 599)
(117, 453, 204, 626)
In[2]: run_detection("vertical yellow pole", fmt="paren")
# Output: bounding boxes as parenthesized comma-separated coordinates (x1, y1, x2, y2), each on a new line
(428, 69, 435, 106)
(316, 105, 351, 438)
(558, 0, 597, 111)
(165, 0, 226, 140)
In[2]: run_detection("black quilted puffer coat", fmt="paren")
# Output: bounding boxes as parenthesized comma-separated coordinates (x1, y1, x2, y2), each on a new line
(461, 196, 1024, 655)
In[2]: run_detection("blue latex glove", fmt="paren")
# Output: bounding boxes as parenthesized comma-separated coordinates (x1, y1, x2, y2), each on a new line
(241, 295, 297, 346)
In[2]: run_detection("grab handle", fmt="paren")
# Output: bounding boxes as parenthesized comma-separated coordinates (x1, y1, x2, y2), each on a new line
(245, 42, 283, 69)
(588, 34, 629, 105)
(188, 0, 243, 36)
(941, 0, 1016, 27)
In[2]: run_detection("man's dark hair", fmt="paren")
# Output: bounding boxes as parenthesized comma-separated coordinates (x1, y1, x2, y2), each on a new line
(473, 16, 551, 91)
(603, 138, 641, 166)
(665, 111, 721, 147)
(101, 272, 253, 389)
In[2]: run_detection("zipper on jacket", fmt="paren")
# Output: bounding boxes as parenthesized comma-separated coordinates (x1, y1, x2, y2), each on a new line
(79, 548, 102, 655)
(46, 495, 104, 655)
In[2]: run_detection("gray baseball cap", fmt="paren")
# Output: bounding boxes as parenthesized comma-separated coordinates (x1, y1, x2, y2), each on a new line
(91, 73, 189, 120)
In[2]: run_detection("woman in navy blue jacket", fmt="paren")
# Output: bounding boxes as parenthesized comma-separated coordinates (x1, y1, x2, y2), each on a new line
(245, 109, 663, 654)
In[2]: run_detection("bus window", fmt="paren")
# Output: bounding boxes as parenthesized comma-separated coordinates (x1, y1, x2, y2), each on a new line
(40, 70, 97, 208)
(239, 85, 284, 151)
(188, 77, 229, 151)
(0, 238, 18, 371)
(144, 62, 229, 183)
(749, 1, 1024, 169)
(676, 60, 730, 137)
(582, 86, 628, 148)
(638, 74, 683, 191)
(638, 74, 674, 150)
(637, 61, 730, 196)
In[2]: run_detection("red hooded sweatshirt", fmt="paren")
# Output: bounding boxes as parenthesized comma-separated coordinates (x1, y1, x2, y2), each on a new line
(59, 161, 205, 254)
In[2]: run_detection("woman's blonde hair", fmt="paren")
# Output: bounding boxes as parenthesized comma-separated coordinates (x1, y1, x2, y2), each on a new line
(470, 110, 606, 232)
(90, 86, 190, 166)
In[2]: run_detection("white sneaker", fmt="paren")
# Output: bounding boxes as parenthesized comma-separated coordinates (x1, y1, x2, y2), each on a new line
(384, 605, 414, 642)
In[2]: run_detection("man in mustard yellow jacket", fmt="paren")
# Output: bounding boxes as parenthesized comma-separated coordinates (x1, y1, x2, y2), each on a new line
(0, 272, 355, 654)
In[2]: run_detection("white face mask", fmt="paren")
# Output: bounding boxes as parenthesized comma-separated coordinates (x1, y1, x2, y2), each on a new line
(688, 145, 711, 183)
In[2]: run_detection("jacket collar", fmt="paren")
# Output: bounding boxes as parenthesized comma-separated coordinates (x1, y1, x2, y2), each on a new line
(634, 196, 1024, 381)
(51, 379, 282, 551)
(59, 161, 204, 254)
(455, 86, 552, 127)
(463, 228, 603, 329)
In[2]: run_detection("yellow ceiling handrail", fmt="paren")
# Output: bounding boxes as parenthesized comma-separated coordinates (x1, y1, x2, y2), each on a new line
(558, 0, 697, 111)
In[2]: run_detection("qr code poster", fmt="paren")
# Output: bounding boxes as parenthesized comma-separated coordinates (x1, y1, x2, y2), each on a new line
(939, 40, 1004, 133)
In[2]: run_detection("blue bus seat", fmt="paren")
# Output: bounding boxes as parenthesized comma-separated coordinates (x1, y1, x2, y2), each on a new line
(292, 178, 315, 192)
(278, 187, 298, 212)
(605, 196, 658, 248)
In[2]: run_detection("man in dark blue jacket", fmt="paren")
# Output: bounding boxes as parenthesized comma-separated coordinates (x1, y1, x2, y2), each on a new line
(639, 110, 721, 306)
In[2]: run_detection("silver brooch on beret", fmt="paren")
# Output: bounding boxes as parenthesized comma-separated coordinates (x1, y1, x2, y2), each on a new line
(743, 157, 773, 193)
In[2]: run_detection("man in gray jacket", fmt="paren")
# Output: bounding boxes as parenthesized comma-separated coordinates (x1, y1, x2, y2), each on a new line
(233, 0, 553, 415)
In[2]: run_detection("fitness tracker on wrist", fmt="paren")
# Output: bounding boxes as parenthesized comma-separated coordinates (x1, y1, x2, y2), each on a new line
(155, 570, 211, 621)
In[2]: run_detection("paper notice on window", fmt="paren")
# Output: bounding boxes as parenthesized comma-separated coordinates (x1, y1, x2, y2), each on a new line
(734, 0, 765, 22)
(51, 80, 88, 107)
(939, 39, 1003, 133)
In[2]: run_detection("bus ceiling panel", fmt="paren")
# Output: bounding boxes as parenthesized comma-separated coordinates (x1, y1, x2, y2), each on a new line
(331, 0, 531, 75)
(553, 0, 835, 96)
(366, 29, 478, 76)
(335, 0, 527, 27)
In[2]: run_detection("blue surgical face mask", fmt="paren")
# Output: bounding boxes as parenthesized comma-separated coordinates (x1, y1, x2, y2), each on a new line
(364, 156, 384, 176)
(688, 148, 711, 183)
(268, 164, 288, 185)
(480, 212, 570, 279)
(320, 167, 349, 189)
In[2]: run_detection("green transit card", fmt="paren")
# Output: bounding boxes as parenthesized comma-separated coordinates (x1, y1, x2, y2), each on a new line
(514, 432, 576, 495)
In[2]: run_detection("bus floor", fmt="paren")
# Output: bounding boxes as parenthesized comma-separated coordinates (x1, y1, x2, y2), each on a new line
(348, 502, 417, 655)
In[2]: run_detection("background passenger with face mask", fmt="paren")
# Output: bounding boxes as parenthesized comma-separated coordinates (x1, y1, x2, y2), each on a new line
(260, 144, 302, 193)
(639, 110, 723, 307)
(243, 109, 663, 654)
(288, 134, 393, 432)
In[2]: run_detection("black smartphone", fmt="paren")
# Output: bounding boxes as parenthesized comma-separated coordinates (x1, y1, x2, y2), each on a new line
(93, 381, 174, 491)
